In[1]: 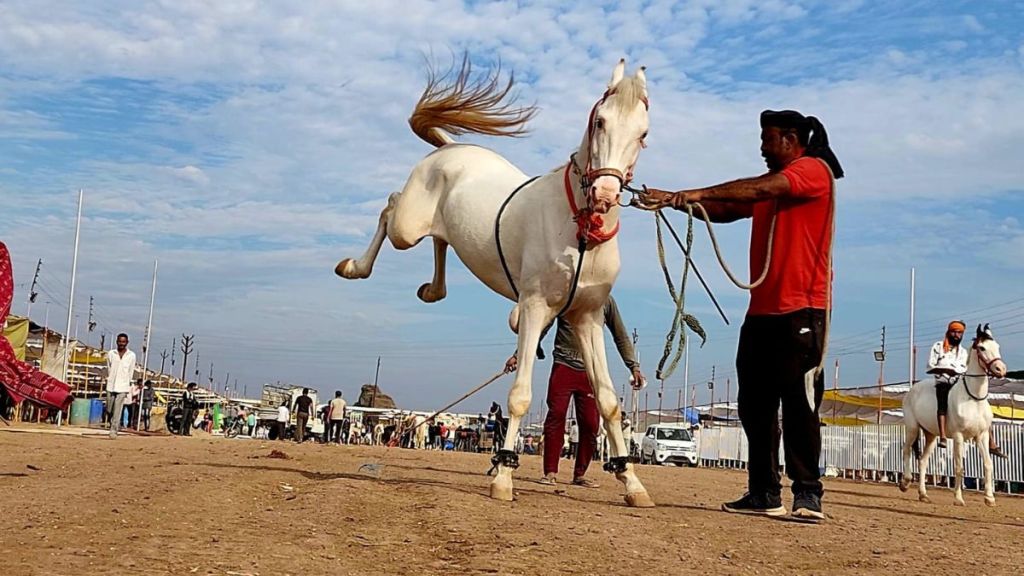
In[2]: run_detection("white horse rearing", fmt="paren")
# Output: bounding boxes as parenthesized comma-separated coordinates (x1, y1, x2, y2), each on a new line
(899, 324, 1007, 506)
(335, 57, 654, 507)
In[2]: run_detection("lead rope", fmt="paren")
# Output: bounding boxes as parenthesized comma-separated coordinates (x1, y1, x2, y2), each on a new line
(690, 201, 777, 290)
(653, 206, 705, 381)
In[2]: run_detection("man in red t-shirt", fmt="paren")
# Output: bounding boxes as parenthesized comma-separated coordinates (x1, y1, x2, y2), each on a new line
(637, 110, 843, 523)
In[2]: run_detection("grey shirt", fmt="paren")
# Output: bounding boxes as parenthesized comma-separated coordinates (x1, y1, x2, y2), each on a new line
(548, 297, 639, 372)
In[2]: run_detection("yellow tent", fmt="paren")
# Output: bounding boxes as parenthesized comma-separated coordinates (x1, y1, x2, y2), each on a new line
(3, 315, 29, 361)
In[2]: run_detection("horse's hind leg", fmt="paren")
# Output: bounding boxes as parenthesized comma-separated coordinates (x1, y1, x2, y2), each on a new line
(417, 239, 448, 303)
(335, 192, 399, 279)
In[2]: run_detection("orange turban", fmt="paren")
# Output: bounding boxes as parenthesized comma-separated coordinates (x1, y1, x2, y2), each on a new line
(947, 320, 966, 332)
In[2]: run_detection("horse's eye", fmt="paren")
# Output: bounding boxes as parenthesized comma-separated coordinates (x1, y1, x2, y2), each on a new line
(641, 131, 648, 140)
(594, 117, 604, 130)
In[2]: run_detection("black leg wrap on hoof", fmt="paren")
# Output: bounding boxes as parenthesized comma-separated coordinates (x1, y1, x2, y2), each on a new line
(492, 449, 520, 470)
(603, 456, 629, 474)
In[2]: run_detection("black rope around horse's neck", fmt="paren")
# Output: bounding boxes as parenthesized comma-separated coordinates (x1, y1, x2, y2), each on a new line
(496, 175, 541, 299)
(496, 175, 589, 357)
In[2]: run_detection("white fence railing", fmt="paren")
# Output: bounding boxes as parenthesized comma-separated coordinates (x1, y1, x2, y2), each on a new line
(695, 423, 1024, 491)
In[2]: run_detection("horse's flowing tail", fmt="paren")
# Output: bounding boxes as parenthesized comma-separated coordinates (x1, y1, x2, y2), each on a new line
(409, 54, 538, 148)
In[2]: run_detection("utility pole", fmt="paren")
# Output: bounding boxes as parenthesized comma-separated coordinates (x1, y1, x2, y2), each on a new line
(369, 356, 382, 407)
(631, 328, 640, 429)
(159, 349, 169, 377)
(708, 365, 716, 428)
(676, 389, 682, 424)
(26, 259, 41, 319)
(194, 350, 200, 383)
(725, 378, 731, 424)
(208, 362, 214, 389)
(180, 334, 194, 384)
(876, 326, 886, 426)
(87, 296, 96, 333)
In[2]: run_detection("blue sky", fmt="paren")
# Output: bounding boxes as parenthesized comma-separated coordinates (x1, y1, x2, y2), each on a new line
(1, 1, 1022, 414)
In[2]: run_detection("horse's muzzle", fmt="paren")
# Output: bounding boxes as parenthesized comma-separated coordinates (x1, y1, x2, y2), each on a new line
(589, 175, 622, 214)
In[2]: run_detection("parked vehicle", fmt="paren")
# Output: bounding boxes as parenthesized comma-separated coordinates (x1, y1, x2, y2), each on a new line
(640, 423, 698, 466)
(254, 384, 324, 441)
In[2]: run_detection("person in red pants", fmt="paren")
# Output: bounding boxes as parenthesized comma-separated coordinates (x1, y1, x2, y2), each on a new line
(506, 296, 644, 488)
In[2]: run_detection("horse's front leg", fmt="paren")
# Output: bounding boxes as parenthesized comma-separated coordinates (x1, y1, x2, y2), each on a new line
(952, 432, 966, 506)
(489, 299, 552, 501)
(978, 429, 996, 507)
(571, 310, 654, 508)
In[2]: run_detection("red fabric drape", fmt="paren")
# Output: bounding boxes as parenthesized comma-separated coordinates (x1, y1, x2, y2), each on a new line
(1, 241, 72, 410)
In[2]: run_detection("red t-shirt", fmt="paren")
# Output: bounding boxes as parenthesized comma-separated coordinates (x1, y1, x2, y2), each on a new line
(747, 156, 834, 316)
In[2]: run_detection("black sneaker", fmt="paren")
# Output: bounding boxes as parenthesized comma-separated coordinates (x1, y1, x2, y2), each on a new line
(791, 492, 825, 523)
(721, 492, 786, 517)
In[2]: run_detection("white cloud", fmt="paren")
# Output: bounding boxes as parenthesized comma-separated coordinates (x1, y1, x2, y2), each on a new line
(2, 1, 1023, 406)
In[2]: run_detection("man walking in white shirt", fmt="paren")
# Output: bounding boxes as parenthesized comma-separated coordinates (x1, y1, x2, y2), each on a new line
(328, 391, 347, 444)
(106, 333, 136, 438)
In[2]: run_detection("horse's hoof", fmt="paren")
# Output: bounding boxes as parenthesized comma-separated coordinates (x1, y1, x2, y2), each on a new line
(984, 497, 996, 508)
(490, 482, 514, 502)
(416, 282, 446, 303)
(335, 258, 358, 278)
(624, 491, 656, 508)
(898, 481, 909, 493)
(954, 499, 965, 507)
(918, 494, 931, 503)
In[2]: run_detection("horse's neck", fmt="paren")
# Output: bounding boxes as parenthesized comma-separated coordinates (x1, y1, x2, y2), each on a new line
(965, 349, 989, 397)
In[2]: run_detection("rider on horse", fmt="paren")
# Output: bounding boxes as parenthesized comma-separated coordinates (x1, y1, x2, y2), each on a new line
(927, 320, 1006, 457)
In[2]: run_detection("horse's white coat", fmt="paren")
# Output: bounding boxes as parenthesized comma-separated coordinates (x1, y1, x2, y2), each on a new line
(899, 326, 1007, 506)
(336, 59, 653, 506)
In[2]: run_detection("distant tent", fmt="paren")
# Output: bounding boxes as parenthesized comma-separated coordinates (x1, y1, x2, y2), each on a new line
(680, 406, 700, 425)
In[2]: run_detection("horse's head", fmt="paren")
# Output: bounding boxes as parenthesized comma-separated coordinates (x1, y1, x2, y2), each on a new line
(576, 58, 650, 214)
(972, 323, 1007, 378)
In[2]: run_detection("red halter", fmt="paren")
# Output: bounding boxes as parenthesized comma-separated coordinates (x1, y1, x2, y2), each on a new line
(564, 88, 648, 246)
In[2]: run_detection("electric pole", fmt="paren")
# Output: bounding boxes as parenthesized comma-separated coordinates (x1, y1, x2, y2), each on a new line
(87, 296, 96, 333)
(369, 356, 382, 407)
(180, 334, 194, 384)
(159, 349, 169, 376)
(27, 259, 41, 319)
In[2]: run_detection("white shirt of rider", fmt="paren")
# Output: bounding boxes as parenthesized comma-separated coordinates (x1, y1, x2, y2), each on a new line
(928, 341, 968, 375)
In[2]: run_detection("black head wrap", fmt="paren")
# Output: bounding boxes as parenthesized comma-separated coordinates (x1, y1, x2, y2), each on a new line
(760, 110, 844, 179)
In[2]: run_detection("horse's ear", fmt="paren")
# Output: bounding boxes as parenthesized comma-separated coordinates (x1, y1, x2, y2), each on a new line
(983, 323, 992, 336)
(636, 66, 647, 89)
(976, 324, 984, 339)
(609, 58, 625, 89)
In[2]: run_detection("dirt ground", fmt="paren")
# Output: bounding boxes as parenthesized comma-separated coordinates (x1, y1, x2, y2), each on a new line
(1, 425, 1022, 576)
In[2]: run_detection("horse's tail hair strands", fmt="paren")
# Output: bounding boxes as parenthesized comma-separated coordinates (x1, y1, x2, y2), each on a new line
(410, 52, 538, 148)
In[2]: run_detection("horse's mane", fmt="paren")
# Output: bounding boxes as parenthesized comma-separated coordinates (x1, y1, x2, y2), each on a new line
(410, 54, 538, 148)
(608, 75, 646, 115)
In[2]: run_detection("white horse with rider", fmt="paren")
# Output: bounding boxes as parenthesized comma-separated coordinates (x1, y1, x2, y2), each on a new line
(335, 55, 654, 506)
(899, 324, 1007, 506)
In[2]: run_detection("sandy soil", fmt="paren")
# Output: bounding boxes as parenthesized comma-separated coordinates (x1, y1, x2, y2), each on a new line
(1, 424, 1022, 576)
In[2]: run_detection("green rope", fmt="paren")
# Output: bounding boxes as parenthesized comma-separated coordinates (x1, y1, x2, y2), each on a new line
(654, 206, 706, 381)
